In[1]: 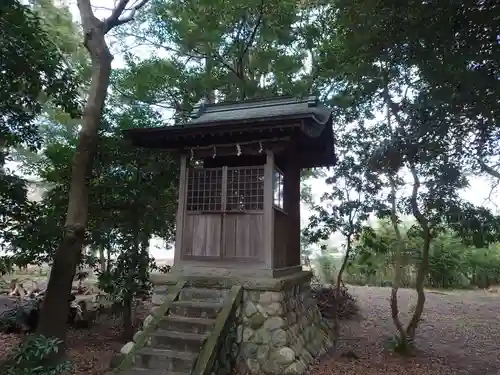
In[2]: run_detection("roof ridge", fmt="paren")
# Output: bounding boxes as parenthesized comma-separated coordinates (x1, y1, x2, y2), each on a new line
(190, 95, 318, 119)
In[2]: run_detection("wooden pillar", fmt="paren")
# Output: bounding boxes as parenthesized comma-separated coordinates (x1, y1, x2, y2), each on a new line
(263, 150, 275, 269)
(283, 155, 301, 267)
(174, 154, 187, 265)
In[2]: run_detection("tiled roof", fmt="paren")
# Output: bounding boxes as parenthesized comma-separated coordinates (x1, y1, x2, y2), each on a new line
(186, 96, 331, 126)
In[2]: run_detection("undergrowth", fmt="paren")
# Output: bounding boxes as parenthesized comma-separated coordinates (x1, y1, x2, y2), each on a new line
(0, 334, 72, 375)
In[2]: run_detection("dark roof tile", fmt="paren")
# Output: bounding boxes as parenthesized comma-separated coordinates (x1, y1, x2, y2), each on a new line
(187, 95, 331, 126)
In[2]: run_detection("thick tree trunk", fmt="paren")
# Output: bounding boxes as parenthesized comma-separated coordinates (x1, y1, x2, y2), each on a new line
(122, 296, 134, 341)
(36, 7, 113, 345)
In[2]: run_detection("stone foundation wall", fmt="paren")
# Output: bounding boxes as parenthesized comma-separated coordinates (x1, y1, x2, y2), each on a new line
(209, 312, 240, 375)
(236, 277, 334, 375)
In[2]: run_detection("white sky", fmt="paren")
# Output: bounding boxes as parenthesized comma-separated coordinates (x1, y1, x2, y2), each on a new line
(9, 1, 499, 259)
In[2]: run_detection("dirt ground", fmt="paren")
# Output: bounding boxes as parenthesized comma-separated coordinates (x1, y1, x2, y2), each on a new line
(0, 304, 151, 375)
(1, 287, 499, 375)
(312, 286, 500, 375)
(0, 316, 127, 375)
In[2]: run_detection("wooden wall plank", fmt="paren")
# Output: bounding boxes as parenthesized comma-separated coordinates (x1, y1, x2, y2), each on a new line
(223, 214, 263, 260)
(183, 214, 222, 258)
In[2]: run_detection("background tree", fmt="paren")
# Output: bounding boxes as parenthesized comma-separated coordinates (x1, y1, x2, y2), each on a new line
(309, 0, 500, 350)
(37, 0, 152, 348)
(0, 0, 80, 273)
(348, 223, 500, 290)
(305, 122, 384, 337)
(94, 105, 178, 339)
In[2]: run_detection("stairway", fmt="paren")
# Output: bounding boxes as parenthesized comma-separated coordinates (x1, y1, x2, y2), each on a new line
(123, 286, 230, 375)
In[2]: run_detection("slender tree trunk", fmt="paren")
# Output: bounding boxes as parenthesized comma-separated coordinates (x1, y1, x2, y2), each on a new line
(388, 175, 407, 343)
(204, 55, 216, 104)
(406, 166, 430, 340)
(99, 247, 106, 273)
(383, 93, 408, 345)
(36, 3, 113, 345)
(106, 249, 112, 272)
(333, 234, 352, 340)
(123, 167, 142, 339)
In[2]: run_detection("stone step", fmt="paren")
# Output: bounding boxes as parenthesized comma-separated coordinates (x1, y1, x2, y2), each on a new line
(181, 277, 234, 289)
(151, 329, 208, 352)
(159, 315, 216, 334)
(122, 367, 189, 375)
(179, 287, 229, 302)
(135, 347, 196, 372)
(170, 300, 223, 319)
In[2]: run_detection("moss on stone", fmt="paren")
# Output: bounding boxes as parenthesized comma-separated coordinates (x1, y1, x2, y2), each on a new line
(191, 285, 243, 375)
(113, 280, 186, 373)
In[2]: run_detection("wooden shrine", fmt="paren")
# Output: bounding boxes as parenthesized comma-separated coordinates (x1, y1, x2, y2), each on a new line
(124, 96, 335, 278)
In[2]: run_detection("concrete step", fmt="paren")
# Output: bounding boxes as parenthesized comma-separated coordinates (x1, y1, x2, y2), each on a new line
(179, 287, 229, 303)
(158, 315, 216, 335)
(135, 347, 196, 372)
(122, 367, 189, 375)
(151, 329, 208, 352)
(170, 300, 223, 319)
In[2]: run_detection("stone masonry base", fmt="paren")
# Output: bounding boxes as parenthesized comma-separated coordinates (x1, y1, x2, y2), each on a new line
(149, 271, 335, 375)
(236, 274, 334, 374)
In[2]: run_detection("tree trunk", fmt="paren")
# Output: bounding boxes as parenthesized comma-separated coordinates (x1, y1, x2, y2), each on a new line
(36, 5, 113, 346)
(406, 166, 430, 340)
(383, 95, 408, 345)
(388, 175, 407, 343)
(333, 234, 352, 340)
(123, 168, 142, 339)
(106, 248, 112, 272)
(204, 55, 216, 104)
(122, 296, 134, 341)
(99, 247, 106, 273)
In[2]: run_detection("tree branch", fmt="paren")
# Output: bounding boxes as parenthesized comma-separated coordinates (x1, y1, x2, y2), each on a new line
(479, 159, 500, 180)
(240, 0, 265, 60)
(192, 47, 242, 79)
(105, 0, 149, 33)
(107, 0, 130, 24)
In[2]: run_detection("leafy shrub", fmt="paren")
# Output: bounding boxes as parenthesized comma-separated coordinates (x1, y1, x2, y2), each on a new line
(0, 334, 72, 375)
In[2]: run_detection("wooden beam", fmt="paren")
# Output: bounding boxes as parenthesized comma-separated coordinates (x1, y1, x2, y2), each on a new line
(220, 166, 228, 259)
(174, 154, 187, 265)
(187, 137, 291, 158)
(263, 150, 275, 269)
(283, 152, 301, 268)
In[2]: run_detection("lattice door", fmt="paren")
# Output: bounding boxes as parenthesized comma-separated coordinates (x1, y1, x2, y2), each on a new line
(183, 166, 264, 260)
